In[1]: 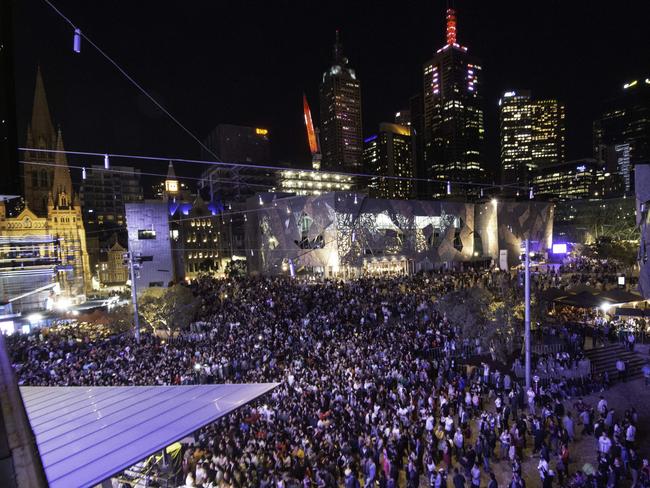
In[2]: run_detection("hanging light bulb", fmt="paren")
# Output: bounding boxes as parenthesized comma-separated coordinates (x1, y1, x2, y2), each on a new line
(529, 187, 534, 199)
(480, 188, 484, 198)
(73, 28, 81, 53)
(82, 167, 86, 180)
(244, 213, 248, 221)
(354, 194, 358, 204)
(258, 195, 263, 206)
(104, 154, 110, 169)
(286, 206, 291, 214)
(447, 181, 451, 195)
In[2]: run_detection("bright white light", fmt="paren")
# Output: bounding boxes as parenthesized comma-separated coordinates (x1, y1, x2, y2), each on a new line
(552, 243, 567, 254)
(0, 321, 14, 335)
(504, 91, 516, 97)
(491, 198, 498, 207)
(618, 276, 625, 286)
(194, 363, 202, 371)
(55, 298, 72, 311)
(600, 303, 611, 312)
(27, 313, 43, 324)
(21, 325, 30, 334)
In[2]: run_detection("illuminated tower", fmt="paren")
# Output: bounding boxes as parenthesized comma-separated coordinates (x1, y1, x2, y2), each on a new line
(421, 8, 485, 195)
(319, 31, 363, 173)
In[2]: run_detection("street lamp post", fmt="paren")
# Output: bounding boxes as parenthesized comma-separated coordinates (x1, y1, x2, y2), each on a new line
(524, 238, 531, 389)
(127, 252, 141, 344)
(125, 253, 152, 344)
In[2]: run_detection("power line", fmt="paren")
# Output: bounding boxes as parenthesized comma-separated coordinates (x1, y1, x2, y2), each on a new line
(39, 0, 223, 162)
(20, 147, 531, 191)
(18, 160, 274, 190)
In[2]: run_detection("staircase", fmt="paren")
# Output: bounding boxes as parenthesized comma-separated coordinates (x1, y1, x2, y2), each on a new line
(583, 343, 646, 382)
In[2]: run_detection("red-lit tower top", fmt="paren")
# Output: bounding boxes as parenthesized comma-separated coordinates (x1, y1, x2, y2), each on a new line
(446, 8, 457, 45)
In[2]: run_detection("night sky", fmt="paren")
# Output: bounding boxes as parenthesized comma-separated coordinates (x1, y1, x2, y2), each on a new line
(13, 0, 650, 186)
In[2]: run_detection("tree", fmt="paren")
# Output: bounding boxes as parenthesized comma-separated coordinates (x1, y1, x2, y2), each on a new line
(582, 236, 638, 267)
(138, 284, 200, 334)
(435, 286, 520, 363)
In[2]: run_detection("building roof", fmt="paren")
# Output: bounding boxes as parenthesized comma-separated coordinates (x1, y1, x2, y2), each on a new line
(20, 383, 278, 488)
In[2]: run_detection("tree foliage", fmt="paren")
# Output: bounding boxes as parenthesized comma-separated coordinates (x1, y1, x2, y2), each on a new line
(435, 286, 521, 363)
(138, 284, 200, 333)
(582, 237, 638, 267)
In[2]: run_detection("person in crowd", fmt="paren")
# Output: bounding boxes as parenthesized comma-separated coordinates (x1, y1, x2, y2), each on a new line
(5, 270, 636, 488)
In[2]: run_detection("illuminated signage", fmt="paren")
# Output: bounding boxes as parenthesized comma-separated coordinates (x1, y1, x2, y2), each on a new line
(576, 165, 587, 172)
(255, 128, 269, 135)
(503, 91, 516, 97)
(552, 243, 567, 254)
(165, 180, 179, 193)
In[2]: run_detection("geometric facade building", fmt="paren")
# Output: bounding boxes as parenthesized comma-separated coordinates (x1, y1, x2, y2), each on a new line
(635, 163, 650, 298)
(246, 192, 553, 277)
(125, 201, 176, 290)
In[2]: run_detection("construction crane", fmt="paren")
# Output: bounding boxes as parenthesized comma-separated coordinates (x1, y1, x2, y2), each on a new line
(302, 94, 322, 170)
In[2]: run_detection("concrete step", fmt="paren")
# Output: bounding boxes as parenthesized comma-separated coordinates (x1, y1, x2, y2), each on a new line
(583, 343, 647, 381)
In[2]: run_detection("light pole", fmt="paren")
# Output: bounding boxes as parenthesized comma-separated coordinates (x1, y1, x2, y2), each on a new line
(127, 252, 141, 344)
(524, 238, 531, 389)
(125, 253, 152, 344)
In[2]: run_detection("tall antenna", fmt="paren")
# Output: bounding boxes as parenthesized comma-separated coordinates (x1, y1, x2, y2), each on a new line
(446, 8, 457, 45)
(333, 29, 342, 63)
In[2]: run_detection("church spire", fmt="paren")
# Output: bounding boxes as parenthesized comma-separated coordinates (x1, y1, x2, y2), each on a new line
(51, 128, 73, 207)
(29, 66, 56, 149)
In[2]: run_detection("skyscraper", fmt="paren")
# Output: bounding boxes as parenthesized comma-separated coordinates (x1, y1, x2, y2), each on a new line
(80, 165, 143, 232)
(319, 31, 363, 173)
(421, 8, 485, 195)
(499, 90, 565, 187)
(594, 79, 650, 194)
(532, 99, 566, 168)
(500, 91, 533, 187)
(363, 123, 413, 199)
(202, 124, 270, 163)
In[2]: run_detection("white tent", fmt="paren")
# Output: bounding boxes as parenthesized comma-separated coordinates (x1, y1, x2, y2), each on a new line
(20, 383, 278, 488)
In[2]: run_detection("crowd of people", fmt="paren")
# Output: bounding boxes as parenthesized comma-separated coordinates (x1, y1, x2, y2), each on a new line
(7, 270, 648, 487)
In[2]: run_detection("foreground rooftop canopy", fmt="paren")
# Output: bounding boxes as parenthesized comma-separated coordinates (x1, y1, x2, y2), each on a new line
(20, 383, 278, 488)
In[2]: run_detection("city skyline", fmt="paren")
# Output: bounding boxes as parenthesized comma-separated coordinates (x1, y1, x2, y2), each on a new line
(13, 1, 650, 181)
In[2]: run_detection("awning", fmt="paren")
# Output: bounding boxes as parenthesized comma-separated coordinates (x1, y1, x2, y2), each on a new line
(597, 289, 643, 304)
(20, 383, 278, 488)
(614, 307, 650, 317)
(555, 290, 611, 309)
